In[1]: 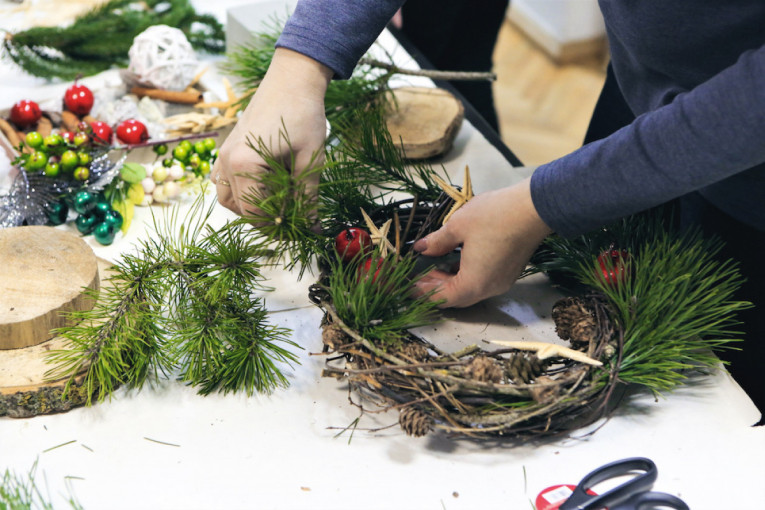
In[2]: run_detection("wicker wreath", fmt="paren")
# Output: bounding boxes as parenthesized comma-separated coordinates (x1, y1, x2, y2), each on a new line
(309, 192, 626, 439)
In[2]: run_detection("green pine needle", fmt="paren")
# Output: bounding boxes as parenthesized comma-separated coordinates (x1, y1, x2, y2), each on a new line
(324, 251, 442, 344)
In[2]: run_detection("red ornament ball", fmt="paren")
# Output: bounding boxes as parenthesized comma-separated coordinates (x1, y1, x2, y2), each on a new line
(10, 100, 42, 128)
(597, 248, 631, 286)
(116, 119, 149, 145)
(89, 121, 113, 145)
(334, 227, 373, 262)
(63, 82, 94, 116)
(358, 256, 385, 283)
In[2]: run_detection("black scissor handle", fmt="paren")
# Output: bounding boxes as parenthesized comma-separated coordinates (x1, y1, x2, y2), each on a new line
(610, 491, 690, 510)
(559, 457, 658, 510)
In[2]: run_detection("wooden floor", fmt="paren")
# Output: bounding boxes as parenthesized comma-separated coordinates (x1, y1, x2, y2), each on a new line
(492, 19, 607, 166)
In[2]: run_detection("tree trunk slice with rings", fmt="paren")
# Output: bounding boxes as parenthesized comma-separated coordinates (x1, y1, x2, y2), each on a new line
(0, 226, 111, 418)
(384, 86, 465, 160)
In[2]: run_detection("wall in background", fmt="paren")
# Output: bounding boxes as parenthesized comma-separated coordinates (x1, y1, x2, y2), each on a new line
(508, 0, 606, 63)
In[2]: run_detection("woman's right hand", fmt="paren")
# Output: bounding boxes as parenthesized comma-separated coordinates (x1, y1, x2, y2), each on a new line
(211, 47, 333, 216)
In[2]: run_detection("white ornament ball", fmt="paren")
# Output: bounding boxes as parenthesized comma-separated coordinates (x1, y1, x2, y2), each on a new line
(167, 164, 185, 181)
(141, 176, 156, 194)
(128, 25, 199, 91)
(163, 181, 181, 198)
(153, 185, 168, 203)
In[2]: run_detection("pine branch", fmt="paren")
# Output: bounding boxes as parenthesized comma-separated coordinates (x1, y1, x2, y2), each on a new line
(323, 250, 442, 344)
(2, 0, 224, 80)
(46, 197, 300, 402)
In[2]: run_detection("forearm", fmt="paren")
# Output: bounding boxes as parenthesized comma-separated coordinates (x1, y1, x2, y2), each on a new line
(532, 45, 765, 237)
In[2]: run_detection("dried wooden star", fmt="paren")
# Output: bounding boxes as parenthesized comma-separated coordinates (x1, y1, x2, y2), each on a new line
(194, 77, 246, 119)
(432, 165, 474, 225)
(490, 340, 603, 367)
(360, 208, 396, 257)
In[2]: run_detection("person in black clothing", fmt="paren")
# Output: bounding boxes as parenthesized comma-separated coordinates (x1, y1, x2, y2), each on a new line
(397, 0, 509, 133)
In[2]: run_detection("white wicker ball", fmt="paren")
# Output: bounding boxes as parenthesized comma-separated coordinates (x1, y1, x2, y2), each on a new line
(128, 25, 199, 91)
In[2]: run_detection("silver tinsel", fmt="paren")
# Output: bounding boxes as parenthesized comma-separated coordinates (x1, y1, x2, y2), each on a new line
(0, 151, 126, 228)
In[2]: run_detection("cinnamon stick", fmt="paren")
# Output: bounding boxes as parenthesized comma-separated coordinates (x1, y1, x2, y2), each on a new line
(82, 115, 98, 125)
(61, 110, 80, 132)
(36, 116, 53, 137)
(0, 118, 22, 148)
(131, 86, 203, 104)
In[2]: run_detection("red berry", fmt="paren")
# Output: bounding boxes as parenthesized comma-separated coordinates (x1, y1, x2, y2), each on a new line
(63, 82, 94, 116)
(61, 131, 76, 144)
(334, 227, 373, 262)
(358, 256, 385, 283)
(116, 119, 149, 145)
(89, 121, 113, 145)
(9, 100, 41, 128)
(597, 249, 630, 286)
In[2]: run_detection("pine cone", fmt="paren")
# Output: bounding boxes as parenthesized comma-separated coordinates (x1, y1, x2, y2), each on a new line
(399, 407, 434, 437)
(504, 354, 544, 383)
(464, 355, 503, 383)
(321, 323, 350, 350)
(552, 296, 597, 345)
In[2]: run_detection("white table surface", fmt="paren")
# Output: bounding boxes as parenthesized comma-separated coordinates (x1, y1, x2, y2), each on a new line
(1, 2, 763, 509)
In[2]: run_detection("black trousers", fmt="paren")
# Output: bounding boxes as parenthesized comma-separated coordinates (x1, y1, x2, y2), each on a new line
(586, 66, 765, 423)
(400, 0, 510, 133)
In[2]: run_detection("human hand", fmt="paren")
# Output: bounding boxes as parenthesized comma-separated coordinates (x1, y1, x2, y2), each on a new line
(212, 48, 333, 216)
(412, 177, 553, 308)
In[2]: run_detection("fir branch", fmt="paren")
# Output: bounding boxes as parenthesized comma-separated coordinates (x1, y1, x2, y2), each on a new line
(1, 460, 83, 510)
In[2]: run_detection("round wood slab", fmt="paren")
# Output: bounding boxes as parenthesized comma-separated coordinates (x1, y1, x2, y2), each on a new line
(0, 248, 112, 418)
(0, 226, 100, 350)
(384, 87, 465, 160)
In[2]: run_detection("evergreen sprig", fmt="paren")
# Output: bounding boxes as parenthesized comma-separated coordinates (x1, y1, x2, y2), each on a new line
(323, 251, 442, 344)
(222, 18, 392, 127)
(2, 0, 224, 80)
(582, 228, 750, 391)
(46, 196, 301, 403)
(529, 212, 751, 394)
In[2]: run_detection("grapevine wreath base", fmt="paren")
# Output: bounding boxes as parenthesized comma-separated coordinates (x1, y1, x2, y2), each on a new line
(308, 193, 625, 440)
(317, 294, 620, 439)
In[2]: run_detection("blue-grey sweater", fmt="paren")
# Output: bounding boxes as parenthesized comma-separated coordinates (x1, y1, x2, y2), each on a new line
(277, 0, 765, 236)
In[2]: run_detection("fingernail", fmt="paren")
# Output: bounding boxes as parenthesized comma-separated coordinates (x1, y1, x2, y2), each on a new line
(413, 237, 428, 252)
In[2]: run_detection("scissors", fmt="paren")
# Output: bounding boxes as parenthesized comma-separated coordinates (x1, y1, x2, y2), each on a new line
(559, 457, 690, 510)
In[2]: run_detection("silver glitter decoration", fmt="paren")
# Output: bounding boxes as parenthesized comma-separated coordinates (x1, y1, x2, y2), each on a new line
(0, 150, 126, 228)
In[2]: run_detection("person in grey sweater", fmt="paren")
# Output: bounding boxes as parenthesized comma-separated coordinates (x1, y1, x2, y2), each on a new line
(211, 1, 764, 420)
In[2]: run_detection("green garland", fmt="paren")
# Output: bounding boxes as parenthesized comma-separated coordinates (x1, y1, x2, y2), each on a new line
(2, 0, 224, 80)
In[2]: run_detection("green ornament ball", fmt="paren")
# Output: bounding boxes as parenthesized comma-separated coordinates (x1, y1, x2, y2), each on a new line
(193, 140, 207, 155)
(25, 131, 43, 149)
(72, 190, 97, 215)
(104, 210, 123, 231)
(93, 222, 116, 245)
(60, 150, 79, 171)
(45, 201, 68, 226)
(93, 200, 112, 219)
(26, 150, 48, 171)
(75, 212, 98, 235)
(43, 161, 60, 177)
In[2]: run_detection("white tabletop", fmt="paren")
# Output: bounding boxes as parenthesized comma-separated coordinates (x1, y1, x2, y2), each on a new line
(1, 2, 763, 509)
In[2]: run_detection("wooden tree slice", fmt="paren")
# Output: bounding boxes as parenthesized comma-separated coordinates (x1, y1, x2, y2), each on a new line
(0, 256, 113, 418)
(0, 226, 100, 350)
(384, 86, 465, 160)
